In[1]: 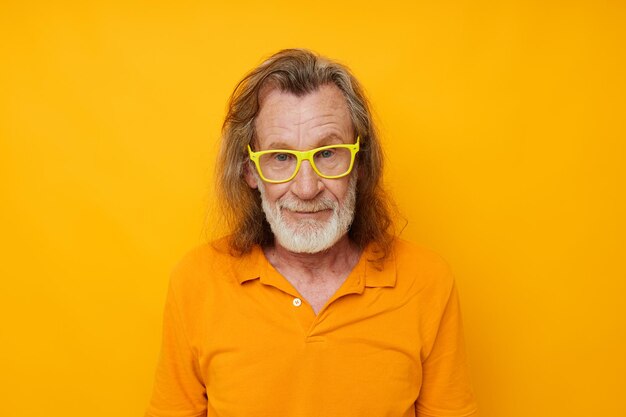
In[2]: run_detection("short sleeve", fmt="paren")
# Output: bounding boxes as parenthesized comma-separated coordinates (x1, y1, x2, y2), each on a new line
(145, 277, 207, 417)
(416, 280, 478, 417)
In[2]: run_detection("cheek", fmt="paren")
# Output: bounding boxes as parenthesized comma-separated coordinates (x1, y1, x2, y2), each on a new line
(322, 179, 350, 202)
(263, 184, 290, 204)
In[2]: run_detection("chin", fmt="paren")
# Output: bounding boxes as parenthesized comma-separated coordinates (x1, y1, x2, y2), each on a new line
(287, 218, 329, 231)
(273, 220, 344, 254)
(278, 237, 338, 254)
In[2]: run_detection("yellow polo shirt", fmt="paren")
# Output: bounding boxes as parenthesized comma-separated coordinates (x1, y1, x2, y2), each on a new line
(146, 238, 477, 417)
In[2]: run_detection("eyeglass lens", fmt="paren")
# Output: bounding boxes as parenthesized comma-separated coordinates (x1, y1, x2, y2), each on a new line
(258, 147, 352, 181)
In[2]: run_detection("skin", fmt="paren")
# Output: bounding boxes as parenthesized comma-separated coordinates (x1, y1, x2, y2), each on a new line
(244, 84, 361, 314)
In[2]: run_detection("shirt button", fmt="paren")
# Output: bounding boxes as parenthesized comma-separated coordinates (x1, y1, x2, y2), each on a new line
(292, 298, 302, 307)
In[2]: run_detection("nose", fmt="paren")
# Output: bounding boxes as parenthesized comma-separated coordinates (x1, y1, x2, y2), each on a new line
(290, 160, 323, 200)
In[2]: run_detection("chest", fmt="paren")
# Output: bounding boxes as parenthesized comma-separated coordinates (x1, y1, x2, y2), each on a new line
(199, 285, 424, 417)
(290, 278, 344, 314)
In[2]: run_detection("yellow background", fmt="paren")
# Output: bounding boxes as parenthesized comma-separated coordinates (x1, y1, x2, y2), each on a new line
(1, 1, 624, 416)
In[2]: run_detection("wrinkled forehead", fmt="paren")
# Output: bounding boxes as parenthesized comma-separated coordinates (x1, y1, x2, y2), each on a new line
(253, 84, 354, 149)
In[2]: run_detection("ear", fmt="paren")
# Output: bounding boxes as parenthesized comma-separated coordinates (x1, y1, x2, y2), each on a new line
(244, 161, 259, 189)
(355, 159, 364, 180)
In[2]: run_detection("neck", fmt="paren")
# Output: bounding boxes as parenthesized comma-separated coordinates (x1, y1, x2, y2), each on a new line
(264, 234, 360, 280)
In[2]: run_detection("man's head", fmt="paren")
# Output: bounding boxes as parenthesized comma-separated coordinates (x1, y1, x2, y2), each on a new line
(246, 84, 358, 254)
(216, 49, 393, 259)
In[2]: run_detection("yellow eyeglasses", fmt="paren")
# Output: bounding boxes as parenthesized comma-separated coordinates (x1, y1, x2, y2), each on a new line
(248, 137, 360, 184)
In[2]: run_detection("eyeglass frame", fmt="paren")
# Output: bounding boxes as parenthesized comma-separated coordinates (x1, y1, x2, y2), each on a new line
(247, 136, 361, 184)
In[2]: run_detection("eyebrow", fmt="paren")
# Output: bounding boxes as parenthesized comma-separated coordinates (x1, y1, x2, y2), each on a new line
(265, 133, 346, 150)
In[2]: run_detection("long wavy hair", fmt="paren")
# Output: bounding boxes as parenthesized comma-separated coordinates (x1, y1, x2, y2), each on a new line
(216, 48, 395, 262)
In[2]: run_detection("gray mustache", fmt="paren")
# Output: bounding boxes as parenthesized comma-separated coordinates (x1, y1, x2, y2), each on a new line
(278, 198, 337, 212)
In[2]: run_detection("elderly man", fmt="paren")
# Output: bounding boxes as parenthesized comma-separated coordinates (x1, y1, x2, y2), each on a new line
(146, 49, 477, 417)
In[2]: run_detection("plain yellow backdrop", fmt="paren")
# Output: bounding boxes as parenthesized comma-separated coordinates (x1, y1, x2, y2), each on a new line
(1, 1, 624, 416)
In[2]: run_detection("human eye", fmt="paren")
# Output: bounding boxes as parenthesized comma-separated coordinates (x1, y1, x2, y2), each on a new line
(317, 148, 336, 158)
(273, 152, 293, 162)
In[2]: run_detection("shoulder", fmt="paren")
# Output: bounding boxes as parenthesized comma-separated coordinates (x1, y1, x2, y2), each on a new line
(168, 236, 258, 295)
(390, 237, 456, 301)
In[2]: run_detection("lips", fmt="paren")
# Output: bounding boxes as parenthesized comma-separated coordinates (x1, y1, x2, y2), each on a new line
(287, 208, 331, 215)
(278, 199, 336, 213)
(283, 208, 333, 222)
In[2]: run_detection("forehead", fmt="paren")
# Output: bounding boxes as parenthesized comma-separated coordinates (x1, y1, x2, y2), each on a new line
(254, 84, 353, 148)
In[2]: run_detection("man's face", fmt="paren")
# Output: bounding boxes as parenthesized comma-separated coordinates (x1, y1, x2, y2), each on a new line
(245, 84, 357, 253)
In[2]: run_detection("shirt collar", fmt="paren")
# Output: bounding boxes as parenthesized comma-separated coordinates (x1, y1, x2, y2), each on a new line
(234, 242, 397, 289)
(232, 244, 264, 285)
(362, 246, 397, 288)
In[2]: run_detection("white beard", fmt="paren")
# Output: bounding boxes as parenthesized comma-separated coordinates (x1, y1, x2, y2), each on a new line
(257, 174, 357, 254)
